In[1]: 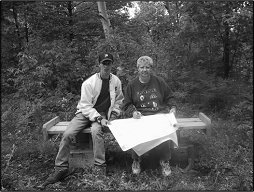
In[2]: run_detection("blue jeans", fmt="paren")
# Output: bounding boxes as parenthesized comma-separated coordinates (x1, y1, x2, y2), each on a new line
(55, 112, 106, 168)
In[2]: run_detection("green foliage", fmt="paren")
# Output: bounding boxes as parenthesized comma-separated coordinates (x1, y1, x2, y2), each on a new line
(230, 101, 253, 122)
(167, 65, 253, 119)
(42, 92, 80, 121)
(1, 97, 37, 135)
(14, 38, 88, 100)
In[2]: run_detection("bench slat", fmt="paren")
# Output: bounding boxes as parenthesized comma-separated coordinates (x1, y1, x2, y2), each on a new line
(56, 119, 203, 124)
(48, 126, 91, 134)
(48, 125, 69, 134)
(177, 121, 206, 129)
(42, 116, 60, 140)
(55, 122, 70, 126)
(47, 120, 206, 134)
(199, 112, 212, 136)
(43, 116, 61, 129)
(44, 115, 211, 141)
(177, 118, 201, 122)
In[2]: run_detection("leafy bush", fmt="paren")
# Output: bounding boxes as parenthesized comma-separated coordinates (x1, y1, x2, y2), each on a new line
(170, 66, 253, 120)
(13, 38, 87, 101)
(230, 100, 253, 122)
(185, 119, 253, 191)
(41, 92, 80, 121)
(1, 97, 34, 135)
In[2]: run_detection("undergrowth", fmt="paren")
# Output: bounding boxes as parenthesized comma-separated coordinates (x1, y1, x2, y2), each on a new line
(1, 79, 253, 191)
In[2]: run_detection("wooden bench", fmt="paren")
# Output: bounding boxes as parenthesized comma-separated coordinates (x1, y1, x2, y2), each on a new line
(42, 112, 211, 168)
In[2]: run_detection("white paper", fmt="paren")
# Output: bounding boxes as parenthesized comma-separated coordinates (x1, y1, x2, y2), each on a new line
(108, 113, 178, 156)
(132, 131, 178, 156)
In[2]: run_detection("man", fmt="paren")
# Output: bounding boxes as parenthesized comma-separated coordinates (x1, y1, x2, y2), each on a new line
(42, 53, 124, 187)
(122, 56, 177, 177)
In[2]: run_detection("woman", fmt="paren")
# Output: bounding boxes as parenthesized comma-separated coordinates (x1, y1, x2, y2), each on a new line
(122, 56, 177, 177)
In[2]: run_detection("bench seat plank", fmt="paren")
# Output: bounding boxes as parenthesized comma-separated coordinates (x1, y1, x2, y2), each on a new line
(54, 119, 204, 126)
(48, 125, 91, 134)
(177, 118, 201, 122)
(47, 118, 206, 135)
(43, 113, 211, 141)
(177, 121, 206, 129)
(55, 122, 70, 126)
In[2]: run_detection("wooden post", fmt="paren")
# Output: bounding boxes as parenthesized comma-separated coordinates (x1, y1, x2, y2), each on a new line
(199, 112, 212, 136)
(42, 116, 60, 141)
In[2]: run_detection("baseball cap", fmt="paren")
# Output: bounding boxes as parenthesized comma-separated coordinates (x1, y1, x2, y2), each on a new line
(98, 53, 114, 63)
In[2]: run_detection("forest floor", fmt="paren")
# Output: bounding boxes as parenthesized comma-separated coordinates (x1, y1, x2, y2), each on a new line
(1, 107, 252, 191)
(1, 132, 242, 191)
(1, 140, 214, 191)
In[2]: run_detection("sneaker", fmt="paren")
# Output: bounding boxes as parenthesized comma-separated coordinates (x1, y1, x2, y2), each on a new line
(132, 160, 141, 175)
(37, 167, 69, 189)
(94, 165, 107, 176)
(160, 160, 171, 177)
(120, 171, 128, 184)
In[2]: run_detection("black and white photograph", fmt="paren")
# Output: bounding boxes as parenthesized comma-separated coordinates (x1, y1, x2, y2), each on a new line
(1, 1, 253, 191)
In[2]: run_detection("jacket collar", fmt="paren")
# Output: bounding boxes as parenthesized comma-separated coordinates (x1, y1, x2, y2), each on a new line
(97, 72, 112, 80)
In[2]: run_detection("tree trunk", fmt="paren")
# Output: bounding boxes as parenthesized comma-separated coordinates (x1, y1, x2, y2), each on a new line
(164, 1, 170, 14)
(97, 1, 123, 67)
(67, 1, 74, 41)
(97, 1, 112, 39)
(175, 2, 181, 25)
(24, 3, 29, 45)
(12, 2, 22, 50)
(223, 17, 230, 79)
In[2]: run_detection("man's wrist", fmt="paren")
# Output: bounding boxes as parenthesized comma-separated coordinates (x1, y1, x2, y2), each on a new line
(95, 116, 103, 124)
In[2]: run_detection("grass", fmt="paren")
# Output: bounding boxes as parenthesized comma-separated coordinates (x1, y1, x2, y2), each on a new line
(1, 107, 253, 191)
(1, 133, 206, 191)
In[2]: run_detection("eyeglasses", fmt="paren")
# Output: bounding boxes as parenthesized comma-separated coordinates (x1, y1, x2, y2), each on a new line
(101, 60, 113, 66)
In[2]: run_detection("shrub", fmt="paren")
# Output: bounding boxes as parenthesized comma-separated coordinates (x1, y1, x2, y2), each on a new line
(13, 38, 87, 102)
(230, 100, 253, 122)
(188, 119, 253, 191)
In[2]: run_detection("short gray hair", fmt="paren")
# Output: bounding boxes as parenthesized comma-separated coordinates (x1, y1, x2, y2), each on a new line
(137, 56, 153, 68)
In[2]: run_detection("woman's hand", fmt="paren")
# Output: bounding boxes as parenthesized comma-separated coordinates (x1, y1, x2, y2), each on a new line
(133, 111, 142, 119)
(169, 107, 176, 115)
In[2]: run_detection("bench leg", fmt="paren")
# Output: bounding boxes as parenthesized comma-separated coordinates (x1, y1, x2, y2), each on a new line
(206, 126, 212, 137)
(42, 129, 49, 141)
(69, 149, 94, 169)
(69, 133, 94, 168)
(183, 145, 195, 172)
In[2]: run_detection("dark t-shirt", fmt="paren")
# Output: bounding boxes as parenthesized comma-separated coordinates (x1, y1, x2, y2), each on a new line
(122, 75, 174, 116)
(94, 78, 111, 115)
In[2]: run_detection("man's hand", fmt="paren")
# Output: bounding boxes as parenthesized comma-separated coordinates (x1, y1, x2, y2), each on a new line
(101, 118, 109, 128)
(133, 111, 142, 119)
(101, 118, 111, 133)
(169, 107, 176, 115)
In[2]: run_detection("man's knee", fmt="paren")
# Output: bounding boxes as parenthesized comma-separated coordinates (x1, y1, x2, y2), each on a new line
(91, 123, 103, 135)
(62, 131, 76, 143)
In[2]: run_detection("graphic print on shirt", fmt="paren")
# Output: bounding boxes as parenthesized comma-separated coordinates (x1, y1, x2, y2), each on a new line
(137, 88, 159, 111)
